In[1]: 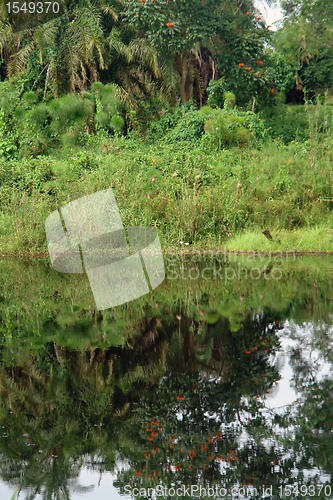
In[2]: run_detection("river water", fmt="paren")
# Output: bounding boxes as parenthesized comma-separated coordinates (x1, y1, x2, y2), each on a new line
(0, 253, 333, 500)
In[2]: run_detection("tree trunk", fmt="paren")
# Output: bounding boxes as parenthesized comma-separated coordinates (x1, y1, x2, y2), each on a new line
(180, 53, 188, 104)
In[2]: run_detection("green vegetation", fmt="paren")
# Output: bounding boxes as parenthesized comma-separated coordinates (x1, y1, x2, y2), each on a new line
(1, 1, 333, 496)
(0, 0, 332, 255)
(1, 111, 333, 254)
(1, 2, 333, 497)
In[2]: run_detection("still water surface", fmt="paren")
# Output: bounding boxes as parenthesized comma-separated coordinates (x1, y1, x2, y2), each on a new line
(0, 254, 333, 500)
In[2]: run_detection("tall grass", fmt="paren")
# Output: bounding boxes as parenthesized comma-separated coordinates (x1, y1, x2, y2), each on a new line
(1, 100, 333, 255)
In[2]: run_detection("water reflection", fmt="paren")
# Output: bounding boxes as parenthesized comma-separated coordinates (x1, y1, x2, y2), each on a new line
(0, 256, 333, 499)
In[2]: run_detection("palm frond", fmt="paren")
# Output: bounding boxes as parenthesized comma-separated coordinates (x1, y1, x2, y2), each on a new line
(128, 38, 161, 78)
(8, 41, 35, 76)
(107, 29, 131, 62)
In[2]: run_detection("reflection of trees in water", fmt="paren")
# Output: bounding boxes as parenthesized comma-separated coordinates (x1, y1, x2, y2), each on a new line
(274, 319, 333, 493)
(113, 310, 333, 499)
(115, 312, 285, 498)
(0, 308, 283, 499)
(0, 347, 122, 500)
(1, 255, 333, 498)
(290, 377, 333, 479)
(284, 319, 333, 391)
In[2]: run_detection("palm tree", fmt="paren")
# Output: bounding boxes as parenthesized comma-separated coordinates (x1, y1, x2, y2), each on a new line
(0, 0, 108, 95)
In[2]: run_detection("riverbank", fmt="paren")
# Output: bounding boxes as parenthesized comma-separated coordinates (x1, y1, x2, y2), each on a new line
(1, 136, 333, 256)
(1, 226, 333, 258)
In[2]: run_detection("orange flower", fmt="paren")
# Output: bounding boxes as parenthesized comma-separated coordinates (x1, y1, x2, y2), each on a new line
(257, 73, 261, 76)
(266, 25, 271, 28)
(154, 471, 158, 477)
(263, 348, 269, 352)
(256, 61, 263, 65)
(269, 89, 275, 93)
(151, 421, 158, 425)
(238, 63, 245, 67)
(216, 456, 223, 460)
(148, 437, 153, 441)
(201, 444, 208, 451)
(175, 465, 181, 470)
(216, 432, 222, 440)
(189, 449, 195, 458)
(165, 465, 171, 471)
(252, 346, 258, 350)
(245, 350, 251, 354)
(188, 465, 192, 469)
(181, 449, 185, 453)
(170, 437, 176, 441)
(158, 427, 163, 431)
(152, 447, 158, 452)
(263, 340, 267, 344)
(276, 321, 279, 325)
(177, 396, 184, 400)
(203, 466, 209, 470)
(144, 453, 151, 457)
(246, 11, 251, 14)
(151, 432, 157, 436)
(147, 428, 152, 432)
(208, 438, 214, 443)
(170, 445, 175, 449)
(246, 67, 251, 70)
(166, 22, 174, 27)
(135, 471, 141, 476)
(208, 454, 213, 459)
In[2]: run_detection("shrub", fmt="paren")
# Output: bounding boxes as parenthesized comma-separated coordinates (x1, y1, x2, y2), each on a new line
(0, 83, 125, 158)
(207, 78, 227, 108)
(201, 105, 267, 150)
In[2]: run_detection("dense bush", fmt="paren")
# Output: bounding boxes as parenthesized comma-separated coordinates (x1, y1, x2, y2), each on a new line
(201, 104, 267, 149)
(0, 83, 124, 158)
(147, 98, 267, 149)
(260, 99, 333, 144)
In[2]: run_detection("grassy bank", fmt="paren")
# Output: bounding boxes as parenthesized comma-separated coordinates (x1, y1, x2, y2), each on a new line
(1, 134, 333, 255)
